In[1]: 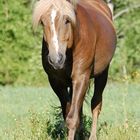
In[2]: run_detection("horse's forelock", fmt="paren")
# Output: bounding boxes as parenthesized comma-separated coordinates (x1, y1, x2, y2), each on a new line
(32, 0, 76, 30)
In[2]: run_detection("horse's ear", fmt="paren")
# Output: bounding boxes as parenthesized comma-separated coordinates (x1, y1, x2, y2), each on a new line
(67, 0, 77, 8)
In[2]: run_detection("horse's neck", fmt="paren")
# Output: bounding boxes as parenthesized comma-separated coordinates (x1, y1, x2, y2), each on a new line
(73, 4, 96, 51)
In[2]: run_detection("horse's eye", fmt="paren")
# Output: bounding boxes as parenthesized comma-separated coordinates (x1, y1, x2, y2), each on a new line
(65, 19, 70, 24)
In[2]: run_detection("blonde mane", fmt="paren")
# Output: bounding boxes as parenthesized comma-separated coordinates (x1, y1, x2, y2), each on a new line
(33, 0, 77, 29)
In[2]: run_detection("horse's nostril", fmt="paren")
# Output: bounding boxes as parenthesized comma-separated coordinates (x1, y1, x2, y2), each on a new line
(58, 53, 63, 64)
(48, 54, 64, 69)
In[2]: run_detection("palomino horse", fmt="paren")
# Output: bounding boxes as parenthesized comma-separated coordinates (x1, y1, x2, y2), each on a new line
(33, 0, 116, 139)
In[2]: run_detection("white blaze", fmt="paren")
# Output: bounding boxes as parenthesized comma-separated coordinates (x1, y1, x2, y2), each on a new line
(51, 9, 59, 53)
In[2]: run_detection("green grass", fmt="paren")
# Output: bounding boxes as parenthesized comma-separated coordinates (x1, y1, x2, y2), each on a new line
(0, 83, 140, 140)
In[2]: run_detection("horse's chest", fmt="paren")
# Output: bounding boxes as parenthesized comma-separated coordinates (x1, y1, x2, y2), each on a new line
(48, 68, 72, 87)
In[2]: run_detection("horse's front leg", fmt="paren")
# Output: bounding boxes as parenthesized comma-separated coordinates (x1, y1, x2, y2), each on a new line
(48, 76, 71, 120)
(66, 69, 91, 140)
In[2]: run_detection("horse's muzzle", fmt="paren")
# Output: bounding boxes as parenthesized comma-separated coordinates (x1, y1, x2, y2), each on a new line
(48, 53, 65, 69)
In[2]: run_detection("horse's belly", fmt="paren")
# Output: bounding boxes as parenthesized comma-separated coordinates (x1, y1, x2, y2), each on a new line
(93, 38, 116, 76)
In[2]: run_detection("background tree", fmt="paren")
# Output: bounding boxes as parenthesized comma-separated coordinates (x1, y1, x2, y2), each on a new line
(0, 0, 140, 85)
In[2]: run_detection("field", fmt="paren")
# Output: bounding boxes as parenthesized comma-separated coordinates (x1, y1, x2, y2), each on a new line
(0, 83, 140, 140)
(0, 0, 140, 139)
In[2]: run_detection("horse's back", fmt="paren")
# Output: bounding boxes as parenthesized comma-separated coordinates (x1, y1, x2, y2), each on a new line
(81, 0, 112, 19)
(79, 0, 116, 76)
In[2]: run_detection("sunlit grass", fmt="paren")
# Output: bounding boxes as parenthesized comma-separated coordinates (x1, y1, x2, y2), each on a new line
(0, 83, 139, 139)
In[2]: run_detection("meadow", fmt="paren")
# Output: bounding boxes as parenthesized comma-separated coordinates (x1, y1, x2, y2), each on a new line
(0, 82, 139, 140)
(0, 0, 140, 139)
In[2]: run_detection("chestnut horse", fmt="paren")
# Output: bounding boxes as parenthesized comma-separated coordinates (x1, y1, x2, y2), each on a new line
(33, 0, 116, 139)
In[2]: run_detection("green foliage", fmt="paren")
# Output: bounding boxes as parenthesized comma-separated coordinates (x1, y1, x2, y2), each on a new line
(29, 110, 140, 140)
(0, 0, 140, 85)
(0, 0, 47, 86)
(1, 106, 140, 140)
(98, 121, 139, 140)
(45, 108, 67, 140)
(110, 0, 140, 81)
(29, 110, 51, 140)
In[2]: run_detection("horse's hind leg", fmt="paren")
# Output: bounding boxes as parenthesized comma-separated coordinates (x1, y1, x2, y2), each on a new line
(89, 66, 109, 140)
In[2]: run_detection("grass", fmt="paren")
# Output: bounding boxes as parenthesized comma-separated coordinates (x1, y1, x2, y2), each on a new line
(0, 83, 140, 139)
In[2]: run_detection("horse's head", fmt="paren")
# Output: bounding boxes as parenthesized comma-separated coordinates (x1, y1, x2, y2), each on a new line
(33, 0, 76, 69)
(42, 8, 75, 69)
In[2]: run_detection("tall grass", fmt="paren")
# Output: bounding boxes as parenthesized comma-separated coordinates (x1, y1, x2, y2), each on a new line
(0, 84, 140, 139)
(2, 108, 139, 140)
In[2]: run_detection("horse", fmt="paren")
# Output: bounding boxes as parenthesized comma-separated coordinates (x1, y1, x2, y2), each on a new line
(33, 0, 116, 139)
